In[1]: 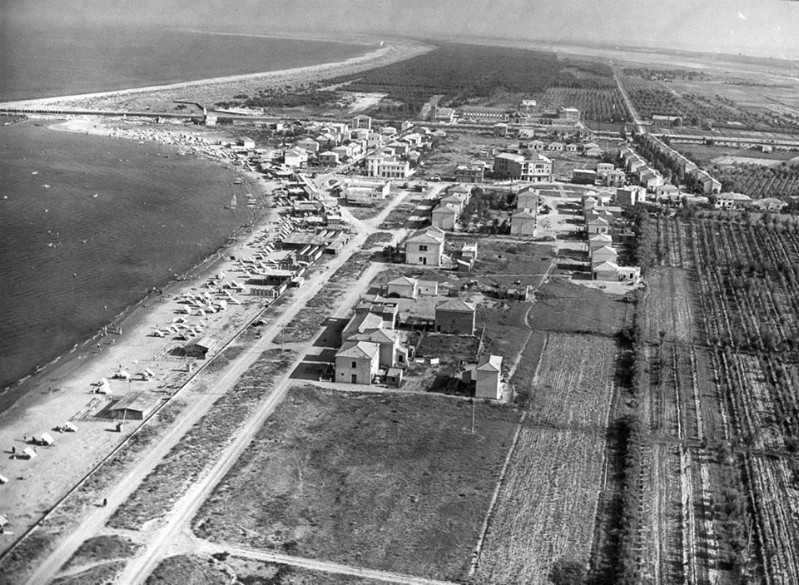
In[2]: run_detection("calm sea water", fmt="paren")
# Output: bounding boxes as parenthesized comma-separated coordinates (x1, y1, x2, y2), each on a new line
(0, 121, 259, 401)
(0, 26, 371, 410)
(0, 25, 369, 101)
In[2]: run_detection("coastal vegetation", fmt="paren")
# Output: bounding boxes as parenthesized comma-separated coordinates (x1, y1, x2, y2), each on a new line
(214, 44, 629, 123)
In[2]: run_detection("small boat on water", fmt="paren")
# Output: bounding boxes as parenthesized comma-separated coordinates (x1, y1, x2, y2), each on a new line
(225, 194, 237, 210)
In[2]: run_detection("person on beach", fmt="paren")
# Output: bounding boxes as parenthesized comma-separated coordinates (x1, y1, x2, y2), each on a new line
(102, 498, 107, 507)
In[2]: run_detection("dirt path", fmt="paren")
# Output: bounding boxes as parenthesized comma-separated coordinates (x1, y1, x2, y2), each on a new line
(195, 539, 460, 585)
(28, 193, 410, 585)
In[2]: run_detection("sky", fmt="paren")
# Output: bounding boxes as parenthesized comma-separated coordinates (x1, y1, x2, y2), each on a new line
(5, 0, 799, 59)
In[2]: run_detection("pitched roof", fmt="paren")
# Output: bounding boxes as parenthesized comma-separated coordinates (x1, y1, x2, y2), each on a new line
(477, 354, 503, 372)
(110, 391, 161, 413)
(593, 261, 620, 272)
(351, 329, 398, 344)
(588, 217, 609, 226)
(593, 245, 618, 256)
(432, 203, 459, 215)
(343, 311, 384, 339)
(408, 233, 445, 245)
(388, 276, 417, 287)
(436, 299, 475, 313)
(408, 226, 445, 245)
(336, 340, 380, 359)
(512, 209, 537, 219)
(589, 234, 613, 242)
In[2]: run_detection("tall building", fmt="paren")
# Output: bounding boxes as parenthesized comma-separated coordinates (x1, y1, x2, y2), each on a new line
(492, 152, 552, 182)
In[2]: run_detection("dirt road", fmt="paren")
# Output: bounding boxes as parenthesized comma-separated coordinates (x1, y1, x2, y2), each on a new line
(27, 191, 410, 585)
(194, 539, 461, 585)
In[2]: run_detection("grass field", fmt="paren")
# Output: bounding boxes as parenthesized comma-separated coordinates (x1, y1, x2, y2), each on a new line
(475, 333, 617, 584)
(192, 385, 521, 582)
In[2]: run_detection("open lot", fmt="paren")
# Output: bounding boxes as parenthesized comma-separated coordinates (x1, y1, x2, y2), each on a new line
(192, 385, 521, 582)
(528, 277, 633, 337)
(107, 348, 297, 531)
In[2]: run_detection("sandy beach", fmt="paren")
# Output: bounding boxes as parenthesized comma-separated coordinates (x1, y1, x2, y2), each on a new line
(0, 38, 433, 113)
(0, 107, 292, 557)
(0, 129, 279, 554)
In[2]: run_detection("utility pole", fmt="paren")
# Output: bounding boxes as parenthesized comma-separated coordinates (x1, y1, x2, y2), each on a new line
(471, 398, 476, 434)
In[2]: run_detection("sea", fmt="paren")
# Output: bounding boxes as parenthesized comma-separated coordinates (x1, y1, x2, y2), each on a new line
(0, 25, 369, 102)
(0, 25, 371, 410)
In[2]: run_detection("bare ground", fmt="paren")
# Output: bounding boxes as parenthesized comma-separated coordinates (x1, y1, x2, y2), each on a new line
(192, 385, 521, 582)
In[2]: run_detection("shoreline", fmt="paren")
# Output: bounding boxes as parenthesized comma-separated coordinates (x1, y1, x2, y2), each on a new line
(0, 116, 289, 555)
(0, 38, 433, 111)
(0, 118, 269, 417)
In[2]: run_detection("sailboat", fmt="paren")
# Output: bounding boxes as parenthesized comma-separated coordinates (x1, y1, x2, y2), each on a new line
(226, 194, 237, 210)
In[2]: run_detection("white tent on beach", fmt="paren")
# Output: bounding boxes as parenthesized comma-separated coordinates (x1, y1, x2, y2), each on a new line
(36, 432, 55, 446)
(0, 474, 9, 484)
(21, 447, 37, 459)
(60, 422, 77, 432)
(115, 370, 131, 380)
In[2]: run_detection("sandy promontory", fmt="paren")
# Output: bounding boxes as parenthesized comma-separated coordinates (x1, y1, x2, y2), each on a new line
(0, 38, 434, 113)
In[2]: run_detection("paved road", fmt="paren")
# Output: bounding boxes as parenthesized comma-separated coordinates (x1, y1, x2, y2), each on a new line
(27, 192, 410, 585)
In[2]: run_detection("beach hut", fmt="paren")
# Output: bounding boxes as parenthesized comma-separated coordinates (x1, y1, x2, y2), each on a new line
(35, 432, 55, 446)
(110, 391, 161, 420)
(21, 447, 37, 459)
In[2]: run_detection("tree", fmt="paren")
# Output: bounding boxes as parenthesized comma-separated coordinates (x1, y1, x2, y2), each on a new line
(549, 558, 586, 585)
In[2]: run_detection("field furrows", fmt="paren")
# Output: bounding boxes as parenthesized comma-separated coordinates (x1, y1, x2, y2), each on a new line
(643, 269, 695, 344)
(742, 453, 799, 585)
(739, 355, 783, 450)
(646, 345, 678, 436)
(675, 218, 799, 584)
(639, 443, 684, 585)
(475, 334, 616, 585)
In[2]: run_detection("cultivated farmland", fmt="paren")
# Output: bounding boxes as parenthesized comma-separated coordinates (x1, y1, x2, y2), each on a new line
(629, 215, 799, 584)
(474, 333, 617, 584)
(538, 86, 629, 123)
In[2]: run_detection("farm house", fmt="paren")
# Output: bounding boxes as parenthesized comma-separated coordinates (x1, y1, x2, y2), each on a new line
(435, 299, 476, 335)
(335, 341, 380, 385)
(476, 355, 503, 399)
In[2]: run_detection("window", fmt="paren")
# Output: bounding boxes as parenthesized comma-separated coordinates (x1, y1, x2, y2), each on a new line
(352, 361, 357, 368)
(419, 245, 428, 252)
